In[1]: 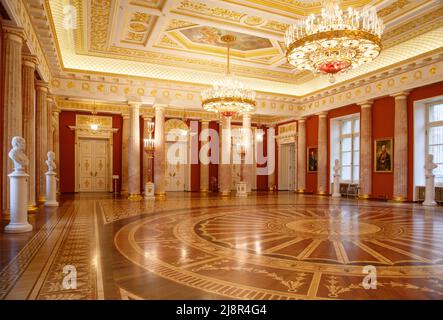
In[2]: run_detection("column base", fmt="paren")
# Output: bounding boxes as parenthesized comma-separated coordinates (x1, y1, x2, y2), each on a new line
(27, 205, 39, 213)
(358, 194, 371, 200)
(390, 196, 408, 203)
(200, 188, 209, 193)
(219, 191, 231, 197)
(144, 182, 155, 200)
(316, 191, 329, 196)
(236, 182, 247, 198)
(44, 200, 59, 207)
(4, 222, 33, 233)
(423, 200, 437, 206)
(296, 189, 306, 194)
(155, 192, 166, 200)
(331, 193, 341, 198)
(128, 194, 143, 201)
(37, 196, 46, 204)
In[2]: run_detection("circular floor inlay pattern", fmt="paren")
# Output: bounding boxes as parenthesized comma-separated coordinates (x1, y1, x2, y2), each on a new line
(114, 205, 443, 299)
(285, 219, 382, 237)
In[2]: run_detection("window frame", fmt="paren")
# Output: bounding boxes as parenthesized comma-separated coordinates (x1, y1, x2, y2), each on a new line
(425, 100, 443, 185)
(339, 115, 360, 183)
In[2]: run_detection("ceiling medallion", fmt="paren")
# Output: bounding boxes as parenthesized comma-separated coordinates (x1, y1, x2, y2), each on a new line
(201, 35, 256, 117)
(285, 0, 384, 83)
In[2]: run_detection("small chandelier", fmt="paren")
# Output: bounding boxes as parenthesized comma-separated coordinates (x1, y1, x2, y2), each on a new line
(285, 0, 384, 83)
(201, 35, 256, 117)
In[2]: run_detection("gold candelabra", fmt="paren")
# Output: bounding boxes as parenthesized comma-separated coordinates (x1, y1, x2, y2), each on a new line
(144, 121, 155, 183)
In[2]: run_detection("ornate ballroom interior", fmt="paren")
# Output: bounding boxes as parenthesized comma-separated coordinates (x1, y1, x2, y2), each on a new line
(1, 0, 443, 301)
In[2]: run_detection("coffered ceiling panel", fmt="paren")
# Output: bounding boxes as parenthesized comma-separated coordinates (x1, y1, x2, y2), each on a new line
(33, 0, 443, 97)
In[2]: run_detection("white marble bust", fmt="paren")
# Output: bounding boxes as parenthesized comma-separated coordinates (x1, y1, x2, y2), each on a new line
(46, 151, 56, 173)
(9, 136, 29, 172)
(425, 154, 438, 177)
(333, 159, 340, 177)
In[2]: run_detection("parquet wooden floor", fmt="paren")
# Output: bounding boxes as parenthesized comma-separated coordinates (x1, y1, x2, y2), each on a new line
(1, 192, 443, 299)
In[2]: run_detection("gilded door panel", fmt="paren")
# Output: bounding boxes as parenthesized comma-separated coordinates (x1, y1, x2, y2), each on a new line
(165, 142, 186, 191)
(78, 138, 109, 192)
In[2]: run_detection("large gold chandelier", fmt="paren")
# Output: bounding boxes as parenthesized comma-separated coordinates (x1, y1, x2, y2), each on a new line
(285, 0, 384, 83)
(201, 35, 256, 117)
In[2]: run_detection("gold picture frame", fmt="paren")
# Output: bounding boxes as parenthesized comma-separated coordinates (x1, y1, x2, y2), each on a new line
(374, 138, 393, 173)
(307, 146, 318, 173)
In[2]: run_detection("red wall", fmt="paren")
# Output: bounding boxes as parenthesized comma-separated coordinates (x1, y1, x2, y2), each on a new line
(306, 115, 319, 193)
(256, 125, 268, 190)
(190, 120, 200, 191)
(371, 96, 395, 199)
(59, 111, 123, 193)
(208, 121, 219, 190)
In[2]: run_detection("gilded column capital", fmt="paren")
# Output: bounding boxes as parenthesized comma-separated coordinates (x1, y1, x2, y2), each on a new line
(153, 104, 167, 112)
(122, 113, 130, 120)
(358, 100, 373, 108)
(36, 81, 49, 92)
(142, 114, 153, 121)
(316, 111, 328, 118)
(390, 91, 410, 100)
(297, 117, 306, 123)
(128, 101, 142, 109)
(22, 54, 38, 69)
(2, 23, 24, 43)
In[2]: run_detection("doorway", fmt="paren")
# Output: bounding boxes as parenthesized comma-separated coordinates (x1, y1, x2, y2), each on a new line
(78, 138, 110, 192)
(278, 143, 295, 191)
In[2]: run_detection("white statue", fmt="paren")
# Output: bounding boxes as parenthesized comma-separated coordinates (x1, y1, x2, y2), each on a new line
(423, 154, 438, 206)
(8, 136, 28, 172)
(332, 159, 341, 198)
(46, 151, 56, 173)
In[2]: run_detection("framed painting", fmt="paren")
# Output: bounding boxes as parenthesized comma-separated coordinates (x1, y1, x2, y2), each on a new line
(307, 146, 318, 173)
(374, 138, 393, 172)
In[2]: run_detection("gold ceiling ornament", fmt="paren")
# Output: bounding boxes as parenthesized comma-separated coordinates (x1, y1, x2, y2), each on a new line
(201, 35, 256, 117)
(285, 0, 384, 83)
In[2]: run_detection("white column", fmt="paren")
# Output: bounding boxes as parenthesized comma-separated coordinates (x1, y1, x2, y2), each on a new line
(121, 114, 129, 194)
(128, 102, 141, 200)
(200, 120, 210, 192)
(219, 116, 232, 196)
(2, 25, 24, 214)
(392, 92, 409, 201)
(36, 81, 49, 204)
(46, 95, 54, 154)
(53, 108, 60, 193)
(242, 113, 253, 193)
(22, 55, 38, 211)
(154, 105, 166, 197)
(297, 118, 306, 193)
(317, 112, 328, 194)
(268, 125, 275, 191)
(359, 101, 373, 198)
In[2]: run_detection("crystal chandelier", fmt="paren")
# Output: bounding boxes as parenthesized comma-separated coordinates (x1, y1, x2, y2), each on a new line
(201, 35, 256, 117)
(285, 0, 384, 83)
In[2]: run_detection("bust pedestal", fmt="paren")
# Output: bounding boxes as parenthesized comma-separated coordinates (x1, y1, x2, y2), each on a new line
(423, 175, 437, 206)
(144, 182, 155, 200)
(236, 181, 247, 197)
(44, 171, 59, 207)
(332, 175, 341, 198)
(5, 170, 33, 233)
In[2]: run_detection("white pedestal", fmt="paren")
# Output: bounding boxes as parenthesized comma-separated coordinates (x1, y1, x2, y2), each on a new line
(144, 182, 155, 200)
(332, 176, 341, 198)
(423, 175, 437, 206)
(236, 181, 247, 197)
(44, 171, 59, 207)
(5, 171, 33, 233)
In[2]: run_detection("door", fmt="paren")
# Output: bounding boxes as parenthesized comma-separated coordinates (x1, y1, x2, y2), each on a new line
(78, 139, 109, 192)
(165, 142, 186, 191)
(278, 143, 295, 191)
